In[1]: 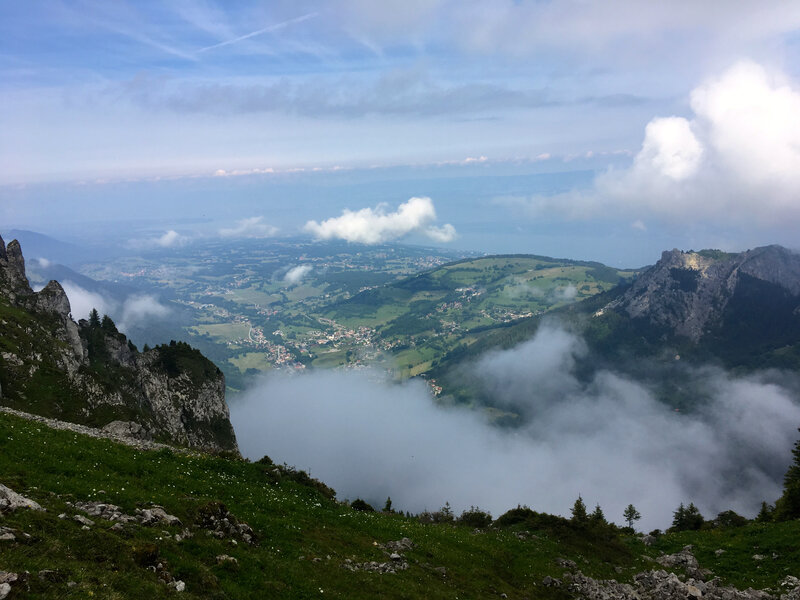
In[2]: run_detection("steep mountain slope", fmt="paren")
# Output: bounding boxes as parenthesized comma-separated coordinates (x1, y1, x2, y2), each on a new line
(0, 235, 238, 453)
(430, 245, 800, 410)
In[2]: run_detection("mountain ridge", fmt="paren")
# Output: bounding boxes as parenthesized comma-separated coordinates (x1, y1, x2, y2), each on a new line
(0, 234, 238, 454)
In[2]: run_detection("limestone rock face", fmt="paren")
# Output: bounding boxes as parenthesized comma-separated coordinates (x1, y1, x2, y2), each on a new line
(0, 236, 238, 454)
(606, 245, 800, 342)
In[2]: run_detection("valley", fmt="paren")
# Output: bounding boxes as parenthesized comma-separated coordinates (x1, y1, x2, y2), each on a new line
(60, 237, 636, 392)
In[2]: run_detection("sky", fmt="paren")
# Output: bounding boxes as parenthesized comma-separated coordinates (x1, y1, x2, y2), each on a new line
(3, 1, 800, 264)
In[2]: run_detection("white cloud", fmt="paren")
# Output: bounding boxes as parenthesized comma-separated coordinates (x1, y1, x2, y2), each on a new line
(159, 230, 185, 247)
(127, 229, 189, 250)
(61, 282, 170, 333)
(37, 257, 51, 267)
(118, 294, 171, 333)
(601, 60, 800, 225)
(284, 264, 312, 285)
(304, 197, 457, 244)
(230, 325, 800, 530)
(61, 281, 114, 321)
(511, 61, 800, 228)
(219, 216, 279, 238)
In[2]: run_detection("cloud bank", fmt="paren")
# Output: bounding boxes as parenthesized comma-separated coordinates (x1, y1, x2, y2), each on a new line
(62, 281, 171, 334)
(304, 197, 457, 244)
(230, 325, 800, 530)
(219, 216, 279, 239)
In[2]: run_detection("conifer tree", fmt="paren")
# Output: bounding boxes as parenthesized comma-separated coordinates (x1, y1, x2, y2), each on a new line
(571, 495, 588, 523)
(590, 504, 606, 524)
(775, 428, 800, 520)
(623, 504, 641, 529)
(89, 308, 100, 327)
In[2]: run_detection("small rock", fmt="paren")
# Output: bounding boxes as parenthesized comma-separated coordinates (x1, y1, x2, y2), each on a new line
(715, 549, 725, 557)
(642, 535, 657, 546)
(110, 523, 124, 532)
(73, 514, 95, 527)
(752, 554, 765, 561)
(216, 555, 238, 566)
(687, 584, 703, 597)
(434, 566, 447, 576)
(782, 576, 799, 588)
(0, 583, 10, 600)
(0, 533, 15, 542)
(542, 576, 561, 587)
(389, 553, 402, 561)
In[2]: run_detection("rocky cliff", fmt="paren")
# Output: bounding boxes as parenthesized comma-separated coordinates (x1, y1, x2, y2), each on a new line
(0, 234, 238, 454)
(604, 245, 800, 343)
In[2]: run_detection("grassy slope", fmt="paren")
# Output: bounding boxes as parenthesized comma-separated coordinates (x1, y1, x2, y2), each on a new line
(2, 411, 798, 599)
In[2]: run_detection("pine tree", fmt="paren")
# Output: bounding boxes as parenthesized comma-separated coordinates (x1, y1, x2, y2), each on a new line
(89, 308, 100, 327)
(101, 314, 118, 333)
(383, 497, 393, 513)
(623, 504, 641, 529)
(590, 504, 606, 524)
(671, 502, 704, 531)
(755, 501, 774, 523)
(571, 495, 588, 523)
(775, 428, 800, 520)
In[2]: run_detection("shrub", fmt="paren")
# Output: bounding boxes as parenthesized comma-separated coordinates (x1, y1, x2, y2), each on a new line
(351, 498, 374, 512)
(458, 506, 492, 529)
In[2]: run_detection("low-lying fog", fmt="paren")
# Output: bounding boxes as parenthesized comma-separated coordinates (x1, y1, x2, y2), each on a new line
(230, 325, 800, 530)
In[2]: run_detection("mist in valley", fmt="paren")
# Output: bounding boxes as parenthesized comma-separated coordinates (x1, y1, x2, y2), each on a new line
(230, 324, 800, 531)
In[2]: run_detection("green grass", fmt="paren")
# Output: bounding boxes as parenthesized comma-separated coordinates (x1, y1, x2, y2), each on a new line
(1, 411, 797, 598)
(228, 352, 271, 374)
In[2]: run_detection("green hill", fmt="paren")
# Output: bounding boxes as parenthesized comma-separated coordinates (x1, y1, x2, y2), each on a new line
(2, 409, 798, 599)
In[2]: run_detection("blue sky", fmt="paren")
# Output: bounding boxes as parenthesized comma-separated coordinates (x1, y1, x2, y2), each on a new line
(3, 1, 800, 265)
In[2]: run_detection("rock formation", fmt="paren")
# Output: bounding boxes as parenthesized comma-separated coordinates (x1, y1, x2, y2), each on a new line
(605, 245, 800, 342)
(0, 235, 238, 454)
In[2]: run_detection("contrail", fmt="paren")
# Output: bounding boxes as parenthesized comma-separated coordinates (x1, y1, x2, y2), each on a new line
(198, 12, 319, 53)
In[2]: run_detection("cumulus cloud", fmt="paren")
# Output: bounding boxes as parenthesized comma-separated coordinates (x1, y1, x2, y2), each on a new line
(284, 264, 312, 285)
(61, 282, 170, 333)
(508, 61, 800, 229)
(127, 230, 189, 250)
(219, 216, 279, 239)
(230, 325, 800, 530)
(601, 60, 800, 225)
(304, 197, 457, 244)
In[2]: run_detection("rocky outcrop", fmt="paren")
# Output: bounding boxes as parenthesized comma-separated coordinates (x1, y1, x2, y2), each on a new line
(605, 245, 800, 342)
(567, 569, 778, 600)
(0, 483, 45, 513)
(564, 546, 796, 600)
(0, 236, 238, 454)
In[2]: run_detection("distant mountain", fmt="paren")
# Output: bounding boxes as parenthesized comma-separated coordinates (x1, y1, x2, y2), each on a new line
(0, 234, 238, 453)
(589, 245, 800, 368)
(605, 245, 800, 343)
(431, 245, 800, 410)
(5, 229, 95, 266)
